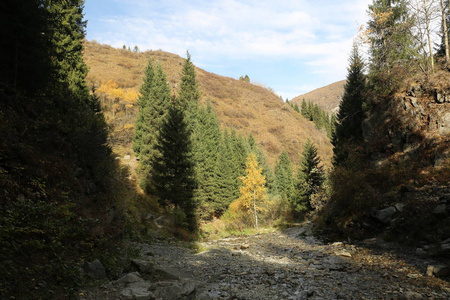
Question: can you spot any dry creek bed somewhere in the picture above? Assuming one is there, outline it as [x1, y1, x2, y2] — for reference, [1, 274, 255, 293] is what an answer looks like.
[80, 224, 450, 300]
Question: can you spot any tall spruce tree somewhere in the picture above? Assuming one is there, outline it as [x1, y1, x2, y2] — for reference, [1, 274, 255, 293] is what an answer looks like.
[333, 44, 367, 165]
[293, 140, 325, 213]
[45, 0, 90, 99]
[274, 150, 294, 200]
[150, 101, 197, 231]
[193, 102, 223, 218]
[178, 52, 200, 114]
[133, 62, 171, 191]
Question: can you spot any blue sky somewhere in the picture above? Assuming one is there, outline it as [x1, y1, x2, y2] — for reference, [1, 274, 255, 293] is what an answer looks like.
[84, 0, 372, 100]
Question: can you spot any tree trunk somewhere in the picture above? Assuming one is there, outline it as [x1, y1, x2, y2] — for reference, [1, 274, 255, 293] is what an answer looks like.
[441, 0, 450, 63]
[425, 0, 435, 72]
[252, 190, 258, 230]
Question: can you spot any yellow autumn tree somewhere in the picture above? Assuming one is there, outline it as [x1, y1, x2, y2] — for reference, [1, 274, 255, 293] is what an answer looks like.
[237, 153, 268, 229]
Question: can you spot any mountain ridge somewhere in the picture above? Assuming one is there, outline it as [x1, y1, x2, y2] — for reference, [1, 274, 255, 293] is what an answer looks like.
[291, 80, 345, 114]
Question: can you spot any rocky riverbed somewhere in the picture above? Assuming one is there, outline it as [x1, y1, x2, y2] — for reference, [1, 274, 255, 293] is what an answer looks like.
[79, 224, 450, 299]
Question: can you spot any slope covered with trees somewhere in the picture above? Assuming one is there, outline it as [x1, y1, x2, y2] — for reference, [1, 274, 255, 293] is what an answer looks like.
[83, 41, 333, 168]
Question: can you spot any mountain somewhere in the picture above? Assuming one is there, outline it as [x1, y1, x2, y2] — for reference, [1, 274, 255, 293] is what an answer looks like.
[83, 41, 333, 167]
[291, 80, 345, 114]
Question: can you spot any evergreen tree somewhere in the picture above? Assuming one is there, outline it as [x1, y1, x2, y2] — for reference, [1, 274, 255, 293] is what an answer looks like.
[192, 102, 223, 218]
[294, 103, 300, 113]
[150, 102, 197, 231]
[274, 150, 294, 200]
[178, 51, 200, 113]
[333, 44, 367, 165]
[367, 0, 416, 92]
[237, 153, 268, 229]
[301, 99, 308, 118]
[46, 0, 90, 99]
[133, 62, 171, 191]
[293, 140, 325, 213]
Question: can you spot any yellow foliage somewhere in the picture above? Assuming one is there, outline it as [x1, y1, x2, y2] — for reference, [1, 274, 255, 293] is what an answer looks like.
[95, 80, 138, 104]
[235, 153, 268, 229]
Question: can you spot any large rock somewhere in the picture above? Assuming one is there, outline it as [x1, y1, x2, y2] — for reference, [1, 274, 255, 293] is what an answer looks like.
[83, 259, 106, 279]
[374, 206, 397, 224]
[131, 259, 179, 280]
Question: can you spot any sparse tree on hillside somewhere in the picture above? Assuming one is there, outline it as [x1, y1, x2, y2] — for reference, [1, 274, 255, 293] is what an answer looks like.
[237, 153, 268, 229]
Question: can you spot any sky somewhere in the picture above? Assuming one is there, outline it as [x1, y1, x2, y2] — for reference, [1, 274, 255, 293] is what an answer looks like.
[84, 0, 373, 100]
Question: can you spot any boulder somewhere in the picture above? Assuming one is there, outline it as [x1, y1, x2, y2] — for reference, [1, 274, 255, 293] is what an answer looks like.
[83, 259, 106, 279]
[374, 206, 397, 224]
[400, 291, 424, 300]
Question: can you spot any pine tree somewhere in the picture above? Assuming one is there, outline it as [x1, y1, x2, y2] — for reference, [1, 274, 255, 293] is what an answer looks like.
[237, 153, 268, 229]
[333, 44, 367, 165]
[293, 140, 325, 213]
[150, 101, 197, 231]
[274, 150, 294, 200]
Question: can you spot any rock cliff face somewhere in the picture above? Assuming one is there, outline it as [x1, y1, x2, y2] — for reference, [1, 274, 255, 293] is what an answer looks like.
[363, 80, 450, 169]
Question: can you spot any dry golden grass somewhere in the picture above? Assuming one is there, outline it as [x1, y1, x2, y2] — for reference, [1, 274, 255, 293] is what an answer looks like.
[83, 41, 333, 168]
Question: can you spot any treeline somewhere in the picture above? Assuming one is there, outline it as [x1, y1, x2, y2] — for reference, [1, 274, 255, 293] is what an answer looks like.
[287, 99, 336, 138]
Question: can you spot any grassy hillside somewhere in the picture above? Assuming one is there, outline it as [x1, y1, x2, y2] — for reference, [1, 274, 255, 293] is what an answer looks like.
[291, 80, 345, 114]
[83, 41, 333, 168]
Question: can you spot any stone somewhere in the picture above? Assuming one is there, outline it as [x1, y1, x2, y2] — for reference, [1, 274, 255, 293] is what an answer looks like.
[83, 259, 106, 279]
[435, 89, 445, 103]
[415, 248, 426, 256]
[153, 280, 197, 300]
[115, 272, 144, 284]
[394, 203, 406, 212]
[121, 287, 154, 300]
[331, 242, 344, 247]
[334, 250, 352, 258]
[374, 206, 397, 224]
[124, 155, 131, 160]
[240, 244, 250, 250]
[400, 291, 424, 300]
[439, 113, 450, 135]
[432, 204, 447, 215]
[427, 265, 450, 277]
[132, 259, 155, 274]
